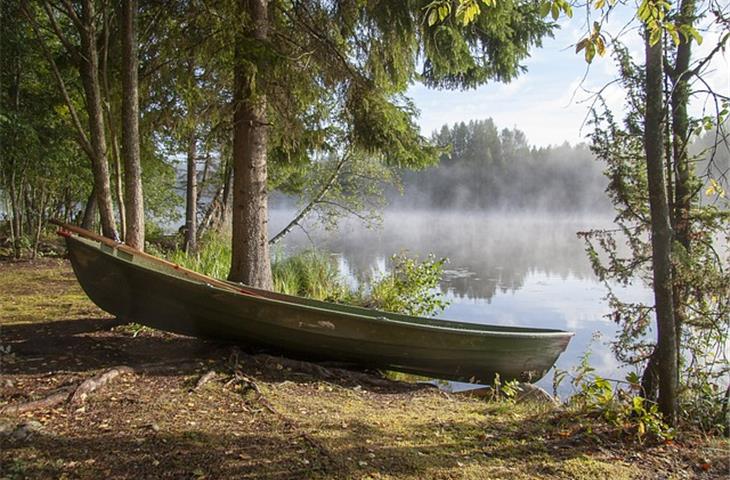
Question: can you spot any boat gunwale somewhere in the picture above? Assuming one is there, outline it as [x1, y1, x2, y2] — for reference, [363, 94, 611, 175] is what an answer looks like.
[66, 234, 576, 340]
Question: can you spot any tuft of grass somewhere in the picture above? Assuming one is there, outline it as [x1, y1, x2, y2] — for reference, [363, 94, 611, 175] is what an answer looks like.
[272, 250, 347, 301]
[165, 232, 232, 280]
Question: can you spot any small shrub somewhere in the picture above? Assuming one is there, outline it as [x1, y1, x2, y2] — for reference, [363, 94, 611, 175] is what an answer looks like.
[367, 252, 449, 317]
[490, 372, 521, 402]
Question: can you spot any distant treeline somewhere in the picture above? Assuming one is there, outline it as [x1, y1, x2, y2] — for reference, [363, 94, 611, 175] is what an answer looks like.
[395, 119, 611, 212]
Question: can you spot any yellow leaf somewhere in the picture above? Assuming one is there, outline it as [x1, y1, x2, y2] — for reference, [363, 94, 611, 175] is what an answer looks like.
[428, 9, 438, 26]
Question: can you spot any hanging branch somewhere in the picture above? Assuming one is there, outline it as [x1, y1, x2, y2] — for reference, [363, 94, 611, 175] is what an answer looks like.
[268, 151, 350, 246]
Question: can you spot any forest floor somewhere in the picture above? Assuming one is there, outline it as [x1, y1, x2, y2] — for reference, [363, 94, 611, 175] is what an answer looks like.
[0, 258, 728, 479]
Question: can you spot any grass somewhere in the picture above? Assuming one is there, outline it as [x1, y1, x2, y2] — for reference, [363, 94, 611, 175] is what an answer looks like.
[0, 258, 103, 324]
[164, 232, 232, 280]
[272, 250, 347, 301]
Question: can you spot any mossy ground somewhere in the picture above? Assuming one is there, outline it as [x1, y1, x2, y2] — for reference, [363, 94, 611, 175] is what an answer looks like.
[1, 259, 727, 479]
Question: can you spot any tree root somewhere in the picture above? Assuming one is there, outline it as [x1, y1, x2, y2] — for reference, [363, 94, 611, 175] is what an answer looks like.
[191, 370, 217, 392]
[0, 386, 76, 415]
[0, 366, 134, 414]
[225, 355, 339, 468]
[243, 351, 409, 390]
[69, 366, 134, 405]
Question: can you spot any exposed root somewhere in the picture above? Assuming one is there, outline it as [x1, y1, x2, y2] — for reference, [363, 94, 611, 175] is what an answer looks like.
[191, 370, 217, 392]
[225, 353, 339, 469]
[242, 351, 409, 390]
[223, 366, 278, 416]
[0, 385, 75, 415]
[69, 366, 134, 405]
[0, 366, 134, 414]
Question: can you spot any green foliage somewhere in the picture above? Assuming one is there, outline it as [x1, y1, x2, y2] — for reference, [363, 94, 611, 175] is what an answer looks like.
[562, 341, 674, 442]
[490, 372, 521, 402]
[573, 374, 674, 443]
[635, 0, 702, 47]
[0, 1, 93, 258]
[367, 252, 449, 317]
[420, 0, 556, 89]
[113, 322, 154, 338]
[575, 22, 607, 64]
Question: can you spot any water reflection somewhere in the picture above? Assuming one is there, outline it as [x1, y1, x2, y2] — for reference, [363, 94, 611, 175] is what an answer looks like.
[270, 210, 653, 396]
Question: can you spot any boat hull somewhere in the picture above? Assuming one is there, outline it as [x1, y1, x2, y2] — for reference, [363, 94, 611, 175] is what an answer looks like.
[64, 234, 573, 383]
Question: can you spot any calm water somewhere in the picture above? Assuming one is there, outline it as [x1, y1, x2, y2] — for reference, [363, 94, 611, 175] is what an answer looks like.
[269, 209, 653, 396]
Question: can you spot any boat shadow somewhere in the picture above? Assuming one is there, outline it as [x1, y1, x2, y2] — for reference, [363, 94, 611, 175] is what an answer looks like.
[1, 317, 427, 394]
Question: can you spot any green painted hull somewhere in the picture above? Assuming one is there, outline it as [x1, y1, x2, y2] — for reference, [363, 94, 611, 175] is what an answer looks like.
[64, 234, 573, 383]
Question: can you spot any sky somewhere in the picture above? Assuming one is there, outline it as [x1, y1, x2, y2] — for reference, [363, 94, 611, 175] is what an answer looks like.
[407, 9, 730, 148]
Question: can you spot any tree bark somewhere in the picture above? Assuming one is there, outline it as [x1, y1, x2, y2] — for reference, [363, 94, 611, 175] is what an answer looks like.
[81, 187, 97, 230]
[78, 0, 118, 240]
[9, 171, 22, 259]
[228, 0, 273, 289]
[221, 158, 234, 229]
[669, 0, 696, 359]
[185, 134, 198, 253]
[120, 0, 145, 250]
[101, 5, 126, 240]
[644, 31, 678, 425]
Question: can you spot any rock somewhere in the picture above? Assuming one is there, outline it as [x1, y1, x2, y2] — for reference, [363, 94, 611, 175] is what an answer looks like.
[10, 420, 44, 441]
[514, 383, 556, 404]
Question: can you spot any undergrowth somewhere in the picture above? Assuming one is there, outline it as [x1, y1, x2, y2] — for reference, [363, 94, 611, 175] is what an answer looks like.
[162, 231, 449, 317]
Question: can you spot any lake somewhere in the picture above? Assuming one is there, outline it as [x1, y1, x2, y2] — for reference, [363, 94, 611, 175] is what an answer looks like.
[269, 209, 654, 397]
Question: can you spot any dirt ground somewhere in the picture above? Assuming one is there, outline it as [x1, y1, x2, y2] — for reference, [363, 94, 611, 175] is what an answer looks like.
[1, 259, 728, 479]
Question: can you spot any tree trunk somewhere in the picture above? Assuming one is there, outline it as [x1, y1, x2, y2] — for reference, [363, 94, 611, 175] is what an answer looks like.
[81, 187, 97, 230]
[670, 0, 696, 359]
[32, 189, 48, 259]
[78, 0, 118, 240]
[228, 0, 273, 289]
[111, 141, 127, 238]
[185, 134, 198, 253]
[221, 158, 234, 229]
[9, 169, 22, 259]
[120, 0, 145, 250]
[100, 3, 126, 240]
[197, 153, 213, 205]
[644, 31, 678, 425]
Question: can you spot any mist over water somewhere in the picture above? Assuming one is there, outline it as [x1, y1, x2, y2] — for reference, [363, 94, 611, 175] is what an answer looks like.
[269, 209, 653, 396]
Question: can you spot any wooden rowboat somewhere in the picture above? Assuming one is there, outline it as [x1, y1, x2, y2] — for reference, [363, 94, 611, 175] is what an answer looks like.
[55, 221, 573, 383]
